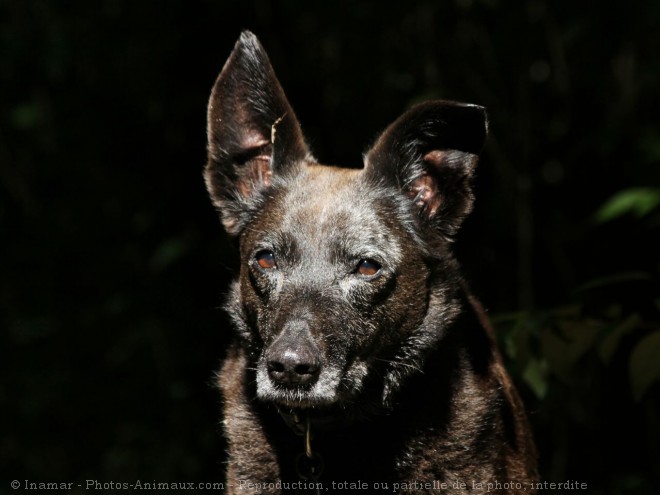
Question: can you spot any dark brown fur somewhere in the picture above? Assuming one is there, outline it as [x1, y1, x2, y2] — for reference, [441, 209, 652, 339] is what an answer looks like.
[205, 31, 538, 494]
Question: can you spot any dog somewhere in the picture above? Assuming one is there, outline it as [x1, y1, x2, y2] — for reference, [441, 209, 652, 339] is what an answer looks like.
[204, 31, 538, 494]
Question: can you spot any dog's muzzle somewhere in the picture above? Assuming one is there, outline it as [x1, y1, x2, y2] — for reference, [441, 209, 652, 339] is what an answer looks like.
[265, 320, 321, 389]
[256, 319, 346, 407]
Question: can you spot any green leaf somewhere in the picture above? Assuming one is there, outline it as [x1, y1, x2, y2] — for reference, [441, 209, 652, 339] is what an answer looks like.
[493, 313, 531, 362]
[629, 332, 660, 401]
[523, 358, 549, 399]
[594, 187, 660, 223]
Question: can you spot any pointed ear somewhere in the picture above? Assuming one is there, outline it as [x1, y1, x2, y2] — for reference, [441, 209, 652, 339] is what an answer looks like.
[205, 31, 310, 234]
[364, 101, 488, 239]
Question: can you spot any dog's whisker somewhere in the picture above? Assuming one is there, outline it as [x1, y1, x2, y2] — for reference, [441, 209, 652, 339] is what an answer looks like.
[374, 357, 424, 374]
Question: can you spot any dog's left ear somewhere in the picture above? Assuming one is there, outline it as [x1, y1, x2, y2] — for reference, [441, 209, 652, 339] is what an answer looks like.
[364, 101, 488, 239]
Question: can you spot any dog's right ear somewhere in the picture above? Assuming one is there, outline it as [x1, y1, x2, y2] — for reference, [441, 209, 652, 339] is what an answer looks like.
[205, 31, 310, 234]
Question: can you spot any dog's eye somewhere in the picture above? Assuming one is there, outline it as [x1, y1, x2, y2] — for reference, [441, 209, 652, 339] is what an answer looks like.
[356, 259, 381, 277]
[255, 250, 276, 270]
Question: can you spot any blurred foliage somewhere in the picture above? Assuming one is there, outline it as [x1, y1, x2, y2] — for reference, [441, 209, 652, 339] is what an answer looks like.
[494, 183, 660, 493]
[496, 271, 660, 403]
[595, 187, 660, 222]
[493, 263, 660, 493]
[1, 0, 659, 494]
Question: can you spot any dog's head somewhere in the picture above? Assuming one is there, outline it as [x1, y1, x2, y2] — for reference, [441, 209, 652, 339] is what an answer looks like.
[205, 31, 487, 410]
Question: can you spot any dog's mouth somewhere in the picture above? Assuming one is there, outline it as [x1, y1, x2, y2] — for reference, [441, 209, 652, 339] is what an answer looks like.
[255, 363, 342, 408]
[254, 357, 369, 409]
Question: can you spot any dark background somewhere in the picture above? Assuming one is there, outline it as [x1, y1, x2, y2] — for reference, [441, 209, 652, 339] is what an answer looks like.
[2, 1, 660, 493]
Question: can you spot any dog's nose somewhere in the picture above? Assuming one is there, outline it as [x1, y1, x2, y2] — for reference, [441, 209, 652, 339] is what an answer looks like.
[265, 323, 321, 387]
[266, 349, 320, 387]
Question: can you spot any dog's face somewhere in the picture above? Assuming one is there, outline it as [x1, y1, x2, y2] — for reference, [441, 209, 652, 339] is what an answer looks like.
[233, 165, 432, 408]
[206, 32, 487, 409]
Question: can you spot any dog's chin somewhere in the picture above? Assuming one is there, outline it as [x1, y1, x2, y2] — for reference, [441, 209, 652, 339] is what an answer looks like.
[257, 387, 337, 409]
[255, 368, 342, 409]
